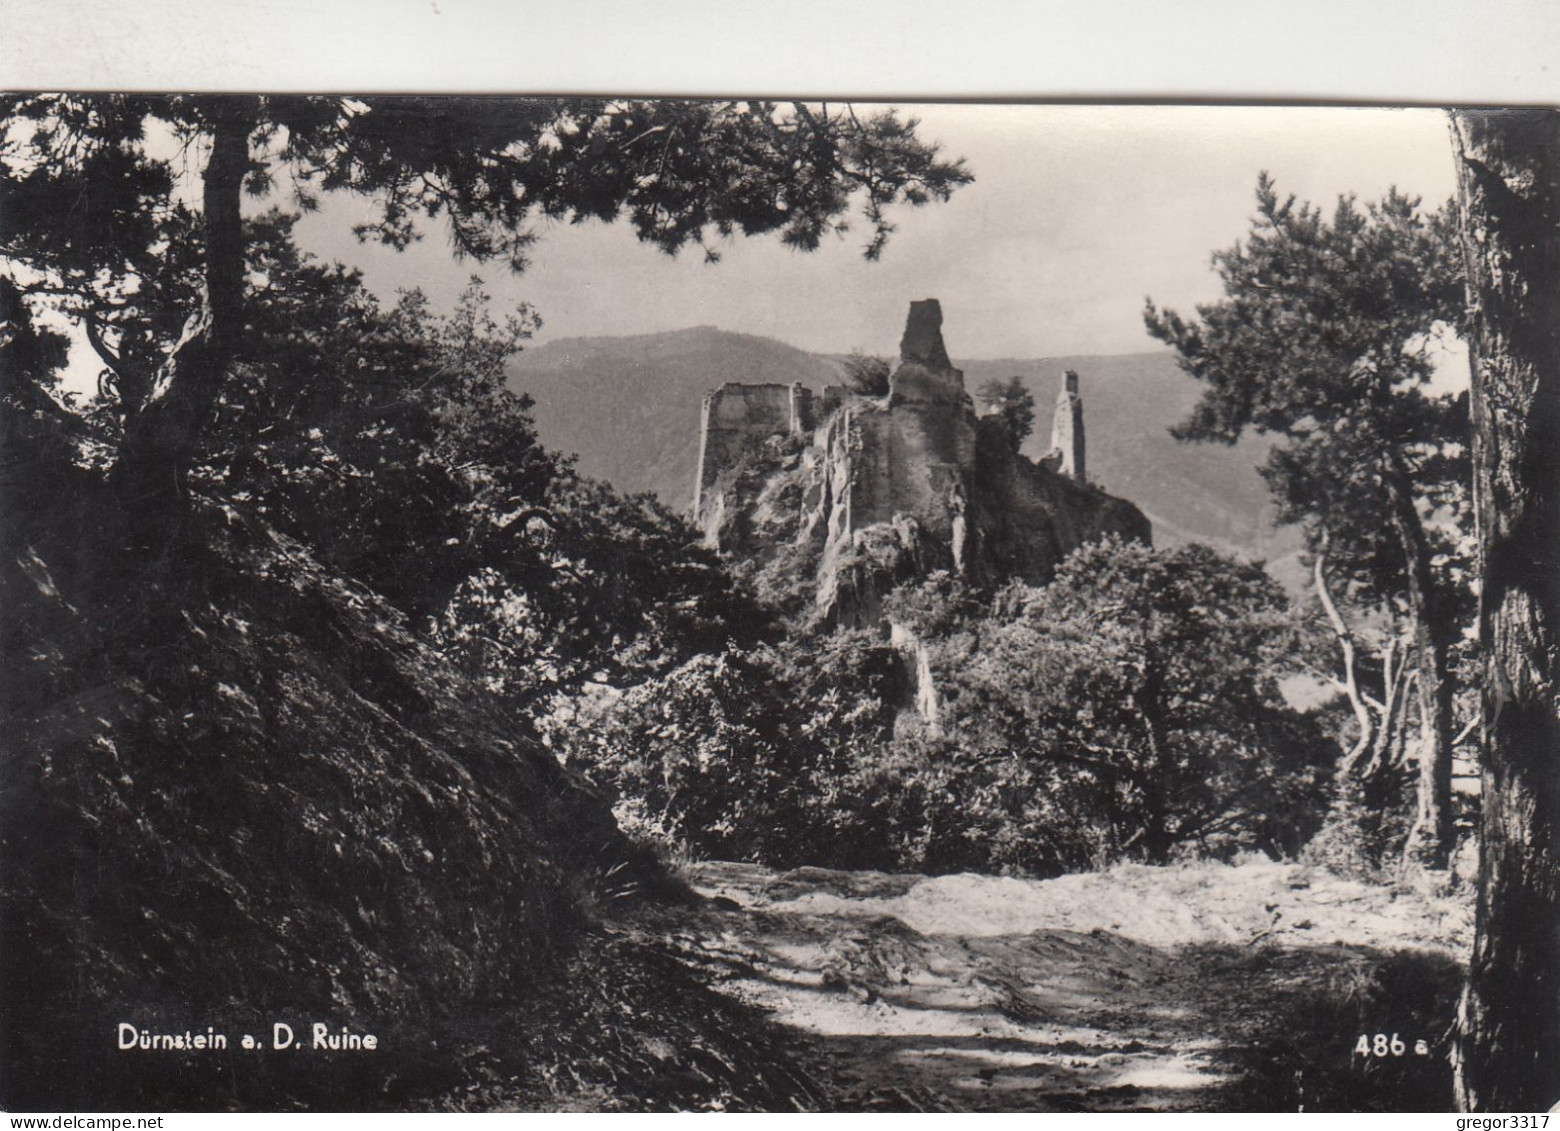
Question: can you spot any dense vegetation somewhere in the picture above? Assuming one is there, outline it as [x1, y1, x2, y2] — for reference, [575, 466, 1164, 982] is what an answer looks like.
[564, 541, 1335, 877]
[1147, 177, 1472, 868]
[0, 231, 794, 1110]
[555, 180, 1482, 886]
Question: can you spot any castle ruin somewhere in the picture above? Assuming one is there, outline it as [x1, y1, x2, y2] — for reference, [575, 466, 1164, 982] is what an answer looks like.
[692, 299, 1151, 630]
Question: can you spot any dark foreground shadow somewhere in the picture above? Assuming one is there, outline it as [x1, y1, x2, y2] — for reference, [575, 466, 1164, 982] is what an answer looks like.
[1186, 943, 1463, 1113]
[687, 900, 1466, 1113]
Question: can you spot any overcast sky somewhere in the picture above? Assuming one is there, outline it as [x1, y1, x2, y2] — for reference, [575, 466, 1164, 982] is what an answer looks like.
[293, 103, 1461, 361]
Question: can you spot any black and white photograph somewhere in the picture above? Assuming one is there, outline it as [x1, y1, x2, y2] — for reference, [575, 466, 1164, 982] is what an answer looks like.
[2, 27, 1557, 1114]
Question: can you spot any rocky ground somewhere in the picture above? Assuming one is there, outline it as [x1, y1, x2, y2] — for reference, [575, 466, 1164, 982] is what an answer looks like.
[667, 858, 1474, 1112]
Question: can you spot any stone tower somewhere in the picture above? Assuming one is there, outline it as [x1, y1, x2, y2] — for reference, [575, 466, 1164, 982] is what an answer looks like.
[1050, 369, 1086, 482]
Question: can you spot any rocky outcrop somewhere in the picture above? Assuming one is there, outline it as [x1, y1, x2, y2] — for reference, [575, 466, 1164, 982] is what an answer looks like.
[694, 300, 1151, 630]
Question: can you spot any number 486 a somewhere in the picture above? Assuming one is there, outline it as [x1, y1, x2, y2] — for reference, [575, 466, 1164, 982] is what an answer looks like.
[1355, 1033, 1430, 1057]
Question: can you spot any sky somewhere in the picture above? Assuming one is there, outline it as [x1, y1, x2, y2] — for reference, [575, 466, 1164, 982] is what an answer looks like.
[291, 103, 1463, 362]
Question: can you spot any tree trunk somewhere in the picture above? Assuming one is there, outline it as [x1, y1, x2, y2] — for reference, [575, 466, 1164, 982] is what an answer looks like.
[1132, 659, 1176, 864]
[107, 98, 254, 548]
[1448, 107, 1560, 1114]
[1384, 463, 1456, 868]
[1314, 544, 1376, 775]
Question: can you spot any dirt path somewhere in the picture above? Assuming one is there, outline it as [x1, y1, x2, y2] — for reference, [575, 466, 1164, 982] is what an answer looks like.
[676, 859, 1473, 1112]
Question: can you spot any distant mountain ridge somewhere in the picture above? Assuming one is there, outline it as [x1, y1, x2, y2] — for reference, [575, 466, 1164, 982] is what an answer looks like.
[507, 326, 840, 514]
[506, 326, 1300, 562]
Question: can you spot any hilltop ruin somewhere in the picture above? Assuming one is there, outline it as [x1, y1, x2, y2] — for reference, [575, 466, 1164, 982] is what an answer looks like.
[692, 299, 1151, 630]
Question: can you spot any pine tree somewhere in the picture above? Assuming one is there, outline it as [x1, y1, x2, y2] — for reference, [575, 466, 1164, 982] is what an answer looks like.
[1145, 175, 1469, 867]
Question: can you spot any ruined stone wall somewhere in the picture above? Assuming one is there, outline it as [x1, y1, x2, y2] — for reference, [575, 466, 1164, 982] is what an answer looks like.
[790, 383, 816, 434]
[693, 382, 812, 531]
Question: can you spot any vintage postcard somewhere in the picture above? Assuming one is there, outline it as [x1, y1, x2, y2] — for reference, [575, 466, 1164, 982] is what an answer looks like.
[2, 93, 1556, 1114]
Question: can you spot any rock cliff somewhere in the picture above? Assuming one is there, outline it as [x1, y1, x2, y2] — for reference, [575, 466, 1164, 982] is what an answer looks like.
[693, 300, 1152, 631]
